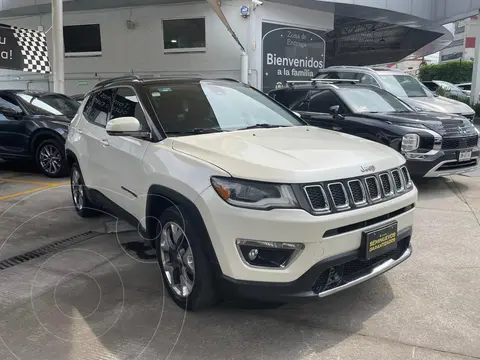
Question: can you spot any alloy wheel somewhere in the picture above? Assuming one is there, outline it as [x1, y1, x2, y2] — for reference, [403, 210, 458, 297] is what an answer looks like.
[159, 221, 195, 298]
[39, 144, 62, 175]
[71, 167, 84, 211]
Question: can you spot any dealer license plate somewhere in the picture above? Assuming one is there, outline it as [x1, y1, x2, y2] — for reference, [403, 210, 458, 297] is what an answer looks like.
[362, 222, 398, 260]
[459, 150, 472, 162]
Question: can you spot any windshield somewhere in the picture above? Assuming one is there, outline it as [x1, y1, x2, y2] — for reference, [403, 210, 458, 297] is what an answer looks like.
[147, 81, 304, 135]
[336, 87, 413, 113]
[379, 74, 430, 98]
[17, 93, 80, 118]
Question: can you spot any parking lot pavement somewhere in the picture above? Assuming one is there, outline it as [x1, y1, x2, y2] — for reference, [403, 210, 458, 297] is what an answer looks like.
[1, 170, 480, 359]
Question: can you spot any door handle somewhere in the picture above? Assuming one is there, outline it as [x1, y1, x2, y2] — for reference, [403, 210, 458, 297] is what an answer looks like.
[100, 138, 109, 146]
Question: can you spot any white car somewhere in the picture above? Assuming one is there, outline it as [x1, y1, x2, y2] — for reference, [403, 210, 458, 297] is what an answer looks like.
[65, 76, 417, 310]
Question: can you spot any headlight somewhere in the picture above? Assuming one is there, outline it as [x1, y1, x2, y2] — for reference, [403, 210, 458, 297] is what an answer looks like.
[396, 123, 427, 130]
[211, 177, 299, 210]
[401, 133, 420, 152]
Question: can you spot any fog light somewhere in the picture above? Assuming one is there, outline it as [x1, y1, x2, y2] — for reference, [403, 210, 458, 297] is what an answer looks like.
[236, 239, 304, 269]
[248, 248, 259, 261]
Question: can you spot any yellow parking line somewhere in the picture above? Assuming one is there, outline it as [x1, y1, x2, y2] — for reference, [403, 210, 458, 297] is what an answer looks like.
[0, 182, 68, 201]
[0, 178, 68, 186]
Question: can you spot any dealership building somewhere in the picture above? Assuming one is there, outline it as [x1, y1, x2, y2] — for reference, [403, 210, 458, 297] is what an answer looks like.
[0, 0, 478, 94]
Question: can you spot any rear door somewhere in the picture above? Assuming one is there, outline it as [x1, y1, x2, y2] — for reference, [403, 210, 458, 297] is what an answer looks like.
[76, 89, 115, 189]
[0, 92, 29, 158]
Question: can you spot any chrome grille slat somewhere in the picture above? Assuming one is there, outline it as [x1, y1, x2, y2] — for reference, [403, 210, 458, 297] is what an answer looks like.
[365, 176, 381, 201]
[304, 185, 330, 213]
[328, 182, 350, 210]
[401, 166, 412, 189]
[391, 169, 404, 192]
[348, 180, 367, 206]
[379, 173, 394, 197]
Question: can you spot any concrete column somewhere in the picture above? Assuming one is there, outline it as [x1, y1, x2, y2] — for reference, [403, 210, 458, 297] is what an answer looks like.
[52, 0, 65, 94]
[470, 13, 480, 105]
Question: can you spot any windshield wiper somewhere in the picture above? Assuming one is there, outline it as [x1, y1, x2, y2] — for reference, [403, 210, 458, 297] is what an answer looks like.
[165, 127, 223, 135]
[237, 124, 287, 130]
[392, 110, 413, 113]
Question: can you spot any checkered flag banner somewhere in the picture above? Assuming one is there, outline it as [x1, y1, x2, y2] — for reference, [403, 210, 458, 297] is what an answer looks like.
[0, 24, 50, 74]
[12, 26, 51, 74]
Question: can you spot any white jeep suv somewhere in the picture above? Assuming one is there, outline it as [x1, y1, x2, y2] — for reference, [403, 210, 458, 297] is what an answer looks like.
[66, 76, 417, 310]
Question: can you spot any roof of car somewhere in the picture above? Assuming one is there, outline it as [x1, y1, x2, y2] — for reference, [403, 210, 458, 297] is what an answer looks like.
[5, 89, 64, 96]
[270, 83, 373, 92]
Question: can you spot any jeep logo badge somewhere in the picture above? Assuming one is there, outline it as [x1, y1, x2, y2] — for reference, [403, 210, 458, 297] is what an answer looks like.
[361, 165, 376, 173]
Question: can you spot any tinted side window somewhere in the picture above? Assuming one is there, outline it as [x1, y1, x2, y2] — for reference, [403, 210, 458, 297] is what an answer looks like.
[272, 90, 308, 108]
[0, 94, 22, 111]
[423, 82, 438, 92]
[358, 74, 380, 87]
[110, 87, 148, 129]
[83, 89, 114, 127]
[309, 90, 343, 113]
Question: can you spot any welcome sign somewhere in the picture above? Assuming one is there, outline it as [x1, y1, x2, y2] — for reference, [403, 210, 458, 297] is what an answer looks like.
[262, 22, 326, 92]
[0, 24, 50, 74]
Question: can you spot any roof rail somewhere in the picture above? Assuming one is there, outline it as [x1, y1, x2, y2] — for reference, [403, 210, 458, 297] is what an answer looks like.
[284, 78, 358, 87]
[95, 75, 142, 88]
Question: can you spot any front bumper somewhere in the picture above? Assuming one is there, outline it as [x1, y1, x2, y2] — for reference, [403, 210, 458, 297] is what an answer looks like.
[220, 228, 412, 302]
[405, 148, 479, 178]
[196, 185, 417, 284]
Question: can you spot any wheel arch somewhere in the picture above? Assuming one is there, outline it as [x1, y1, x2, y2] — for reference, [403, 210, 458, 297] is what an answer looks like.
[65, 148, 78, 168]
[146, 184, 221, 272]
[29, 129, 65, 154]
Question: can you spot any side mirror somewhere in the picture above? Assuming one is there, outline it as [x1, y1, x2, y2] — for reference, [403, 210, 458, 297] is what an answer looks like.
[329, 105, 341, 116]
[106, 117, 151, 139]
[0, 107, 21, 117]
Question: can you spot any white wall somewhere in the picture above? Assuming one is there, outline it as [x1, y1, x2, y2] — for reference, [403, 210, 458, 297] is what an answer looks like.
[0, 0, 333, 94]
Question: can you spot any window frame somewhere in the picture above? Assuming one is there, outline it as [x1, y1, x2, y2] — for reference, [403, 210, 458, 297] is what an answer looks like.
[108, 85, 153, 138]
[82, 89, 116, 129]
[162, 17, 206, 54]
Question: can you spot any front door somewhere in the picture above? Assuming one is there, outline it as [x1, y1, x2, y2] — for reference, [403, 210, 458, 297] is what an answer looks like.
[100, 86, 151, 223]
[0, 94, 29, 159]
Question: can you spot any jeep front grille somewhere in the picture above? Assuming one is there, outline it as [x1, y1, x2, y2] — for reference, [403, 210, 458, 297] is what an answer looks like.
[347, 180, 366, 206]
[303, 166, 413, 214]
[304, 185, 329, 213]
[365, 177, 380, 201]
[328, 183, 349, 209]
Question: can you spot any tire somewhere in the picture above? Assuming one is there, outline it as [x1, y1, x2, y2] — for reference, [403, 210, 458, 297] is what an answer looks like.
[35, 138, 68, 177]
[70, 163, 101, 218]
[155, 206, 217, 311]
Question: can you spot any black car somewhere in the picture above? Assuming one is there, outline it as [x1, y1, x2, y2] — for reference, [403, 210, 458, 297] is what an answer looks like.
[0, 90, 80, 177]
[268, 81, 479, 179]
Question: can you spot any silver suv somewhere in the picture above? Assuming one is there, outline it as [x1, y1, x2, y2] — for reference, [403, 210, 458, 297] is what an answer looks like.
[315, 66, 475, 122]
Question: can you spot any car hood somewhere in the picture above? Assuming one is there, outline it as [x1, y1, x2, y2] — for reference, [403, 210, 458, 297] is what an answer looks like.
[360, 111, 473, 129]
[402, 96, 474, 115]
[171, 126, 406, 183]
